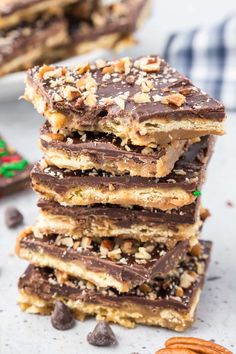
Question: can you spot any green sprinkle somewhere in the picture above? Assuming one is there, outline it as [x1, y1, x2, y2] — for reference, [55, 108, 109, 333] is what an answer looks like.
[3, 170, 14, 178]
[0, 139, 7, 148]
[0, 139, 8, 157]
[193, 190, 202, 197]
[0, 159, 28, 178]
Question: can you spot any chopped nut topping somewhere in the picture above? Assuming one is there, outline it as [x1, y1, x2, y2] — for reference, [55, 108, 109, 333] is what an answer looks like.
[102, 66, 114, 74]
[152, 94, 162, 102]
[161, 93, 186, 107]
[81, 237, 92, 248]
[120, 240, 137, 254]
[141, 80, 154, 93]
[80, 133, 87, 142]
[179, 87, 195, 95]
[95, 59, 106, 69]
[175, 286, 184, 297]
[180, 270, 198, 288]
[114, 96, 125, 110]
[174, 169, 187, 176]
[134, 56, 161, 73]
[140, 283, 152, 293]
[133, 92, 151, 104]
[53, 93, 63, 102]
[38, 65, 55, 79]
[84, 93, 97, 107]
[108, 248, 122, 260]
[190, 243, 202, 257]
[135, 247, 152, 260]
[100, 239, 114, 255]
[197, 261, 205, 275]
[42, 133, 64, 142]
[108, 183, 115, 191]
[55, 236, 73, 248]
[144, 243, 155, 253]
[77, 63, 90, 75]
[55, 269, 68, 285]
[63, 86, 81, 101]
[73, 240, 81, 250]
[141, 146, 154, 155]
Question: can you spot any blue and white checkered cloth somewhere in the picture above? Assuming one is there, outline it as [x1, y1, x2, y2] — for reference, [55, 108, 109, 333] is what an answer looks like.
[164, 16, 236, 111]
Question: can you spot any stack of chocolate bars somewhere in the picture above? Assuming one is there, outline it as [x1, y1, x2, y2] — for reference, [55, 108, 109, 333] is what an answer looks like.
[0, 0, 150, 77]
[16, 55, 226, 332]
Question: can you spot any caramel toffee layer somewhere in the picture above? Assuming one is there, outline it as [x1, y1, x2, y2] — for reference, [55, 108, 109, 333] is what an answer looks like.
[17, 227, 191, 291]
[31, 136, 214, 209]
[0, 15, 67, 76]
[70, 0, 150, 44]
[25, 55, 225, 145]
[18, 241, 212, 330]
[40, 124, 188, 178]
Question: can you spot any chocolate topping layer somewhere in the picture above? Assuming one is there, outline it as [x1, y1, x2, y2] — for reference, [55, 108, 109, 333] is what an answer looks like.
[18, 232, 190, 285]
[27, 56, 225, 125]
[18, 240, 212, 311]
[32, 136, 214, 194]
[38, 199, 200, 226]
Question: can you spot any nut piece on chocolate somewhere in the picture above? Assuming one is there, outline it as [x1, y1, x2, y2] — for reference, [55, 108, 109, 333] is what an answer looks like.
[0, 135, 32, 197]
[5, 206, 23, 228]
[51, 300, 74, 330]
[87, 321, 117, 347]
[25, 56, 225, 146]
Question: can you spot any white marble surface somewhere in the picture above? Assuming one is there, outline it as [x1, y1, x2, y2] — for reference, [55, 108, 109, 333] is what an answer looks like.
[1, 1, 236, 353]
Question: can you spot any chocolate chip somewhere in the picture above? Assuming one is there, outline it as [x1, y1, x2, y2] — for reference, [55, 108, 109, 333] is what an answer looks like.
[87, 321, 117, 347]
[5, 207, 23, 228]
[51, 301, 74, 330]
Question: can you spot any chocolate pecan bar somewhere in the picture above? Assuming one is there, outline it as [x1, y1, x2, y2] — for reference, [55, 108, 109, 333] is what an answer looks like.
[18, 240, 212, 331]
[34, 200, 204, 247]
[40, 123, 188, 178]
[31, 136, 214, 211]
[24, 56, 225, 146]
[16, 227, 191, 292]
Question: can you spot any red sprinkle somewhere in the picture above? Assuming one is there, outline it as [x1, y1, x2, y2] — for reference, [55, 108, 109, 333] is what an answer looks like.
[1, 155, 21, 163]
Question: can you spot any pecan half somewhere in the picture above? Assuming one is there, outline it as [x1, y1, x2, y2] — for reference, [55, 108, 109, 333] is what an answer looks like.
[161, 337, 233, 354]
